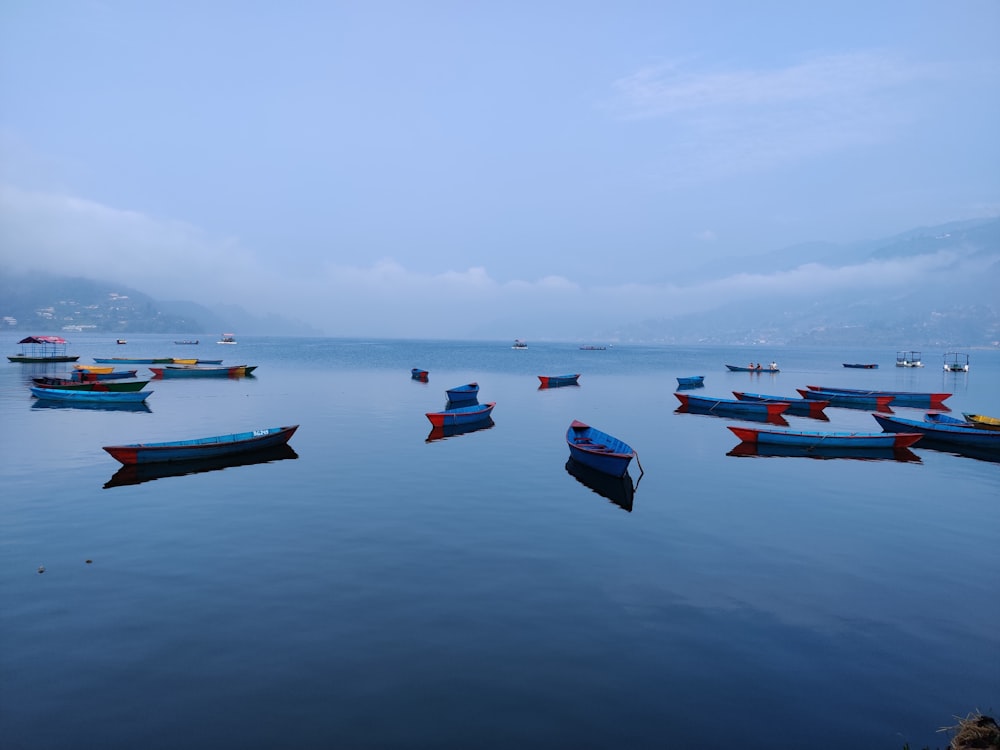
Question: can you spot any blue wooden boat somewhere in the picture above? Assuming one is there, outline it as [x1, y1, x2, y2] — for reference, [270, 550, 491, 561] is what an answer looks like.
[174, 340, 200, 345]
[538, 374, 580, 388]
[728, 425, 922, 449]
[725, 364, 779, 372]
[732, 391, 829, 418]
[74, 369, 139, 381]
[150, 364, 256, 378]
[566, 421, 636, 478]
[105, 444, 297, 488]
[676, 375, 704, 387]
[445, 382, 479, 403]
[426, 402, 495, 427]
[411, 368, 429, 381]
[842, 363, 878, 369]
[565, 458, 635, 512]
[103, 425, 299, 465]
[798, 388, 894, 411]
[30, 387, 152, 404]
[675, 392, 789, 417]
[873, 414, 1000, 453]
[805, 385, 950, 409]
[32, 377, 149, 392]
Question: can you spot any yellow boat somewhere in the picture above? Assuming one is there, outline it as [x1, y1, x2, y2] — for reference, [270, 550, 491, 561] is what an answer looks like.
[74, 364, 114, 374]
[963, 413, 1000, 431]
[172, 358, 198, 365]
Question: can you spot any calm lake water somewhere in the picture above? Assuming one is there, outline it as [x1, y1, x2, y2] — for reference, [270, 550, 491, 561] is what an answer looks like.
[2, 334, 998, 749]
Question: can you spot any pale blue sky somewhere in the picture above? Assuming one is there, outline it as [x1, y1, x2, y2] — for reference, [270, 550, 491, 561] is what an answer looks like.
[2, 1, 998, 337]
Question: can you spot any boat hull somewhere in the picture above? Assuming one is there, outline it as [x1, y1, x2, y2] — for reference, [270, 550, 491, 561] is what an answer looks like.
[411, 369, 429, 381]
[445, 383, 480, 403]
[103, 425, 299, 465]
[93, 358, 174, 364]
[728, 425, 922, 449]
[426, 402, 495, 427]
[842, 363, 878, 369]
[873, 414, 1000, 452]
[30, 387, 152, 403]
[150, 365, 255, 378]
[32, 377, 149, 392]
[963, 413, 1000, 431]
[75, 369, 139, 381]
[798, 389, 894, 410]
[725, 364, 779, 372]
[539, 374, 580, 388]
[675, 393, 788, 417]
[805, 385, 949, 408]
[733, 391, 828, 417]
[676, 376, 705, 387]
[8, 355, 80, 363]
[566, 420, 635, 478]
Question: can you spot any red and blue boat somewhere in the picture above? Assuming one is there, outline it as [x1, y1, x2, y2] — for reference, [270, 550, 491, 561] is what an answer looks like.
[675, 392, 789, 417]
[150, 364, 256, 378]
[805, 385, 950, 409]
[74, 369, 140, 381]
[732, 391, 829, 417]
[728, 425, 922, 449]
[566, 420, 636, 478]
[538, 374, 580, 388]
[411, 368, 429, 381]
[103, 425, 299, 465]
[32, 377, 149, 392]
[426, 402, 495, 427]
[797, 388, 894, 411]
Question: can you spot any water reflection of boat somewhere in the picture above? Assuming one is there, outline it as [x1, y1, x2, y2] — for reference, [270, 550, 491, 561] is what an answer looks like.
[104, 444, 298, 488]
[31, 399, 152, 413]
[727, 443, 921, 462]
[426, 417, 495, 442]
[565, 458, 636, 512]
[675, 404, 789, 426]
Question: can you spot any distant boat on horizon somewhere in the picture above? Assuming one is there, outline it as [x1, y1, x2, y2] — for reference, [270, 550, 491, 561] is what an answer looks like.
[217, 333, 237, 344]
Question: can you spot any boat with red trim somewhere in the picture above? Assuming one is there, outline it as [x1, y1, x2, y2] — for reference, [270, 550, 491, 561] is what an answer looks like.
[728, 425, 922, 449]
[804, 385, 949, 408]
[566, 420, 636, 478]
[103, 425, 299, 465]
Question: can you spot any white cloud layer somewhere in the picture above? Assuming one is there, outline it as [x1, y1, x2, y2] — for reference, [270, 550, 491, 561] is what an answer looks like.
[2, 185, 988, 339]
